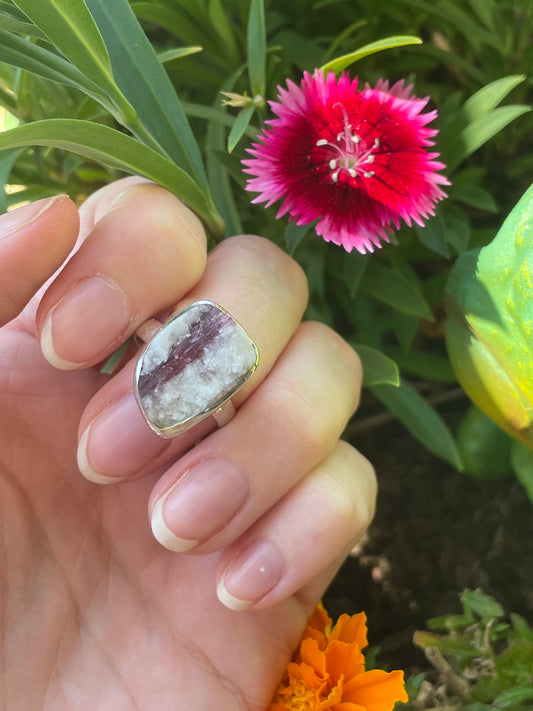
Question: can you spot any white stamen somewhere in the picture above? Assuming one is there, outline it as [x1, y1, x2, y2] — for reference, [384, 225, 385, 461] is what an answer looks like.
[315, 106, 381, 185]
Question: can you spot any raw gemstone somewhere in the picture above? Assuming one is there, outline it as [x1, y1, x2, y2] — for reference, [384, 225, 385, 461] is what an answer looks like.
[134, 301, 259, 437]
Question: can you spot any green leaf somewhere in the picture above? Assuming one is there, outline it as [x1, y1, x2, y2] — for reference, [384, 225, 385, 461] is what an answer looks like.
[353, 344, 399, 387]
[447, 105, 531, 172]
[208, 0, 239, 66]
[493, 687, 533, 708]
[449, 182, 498, 212]
[206, 104, 243, 236]
[360, 261, 434, 321]
[371, 378, 463, 469]
[0, 119, 223, 237]
[0, 29, 106, 100]
[12, 0, 113, 86]
[510, 441, 533, 504]
[320, 35, 422, 74]
[0, 1, 47, 37]
[444, 217, 470, 255]
[0, 147, 23, 213]
[343, 250, 369, 298]
[462, 75, 526, 124]
[284, 221, 312, 255]
[247, 0, 266, 97]
[415, 213, 449, 257]
[511, 614, 533, 642]
[85, 0, 208, 187]
[227, 104, 256, 153]
[158, 46, 203, 64]
[385, 348, 457, 383]
[460, 589, 504, 619]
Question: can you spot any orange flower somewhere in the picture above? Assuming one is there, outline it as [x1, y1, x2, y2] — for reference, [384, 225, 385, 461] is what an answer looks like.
[268, 603, 408, 711]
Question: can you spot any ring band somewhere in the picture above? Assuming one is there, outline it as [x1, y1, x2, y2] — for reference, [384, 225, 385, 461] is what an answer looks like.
[133, 300, 259, 438]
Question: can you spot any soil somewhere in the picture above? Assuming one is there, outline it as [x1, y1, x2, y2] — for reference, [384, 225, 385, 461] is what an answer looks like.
[324, 391, 533, 674]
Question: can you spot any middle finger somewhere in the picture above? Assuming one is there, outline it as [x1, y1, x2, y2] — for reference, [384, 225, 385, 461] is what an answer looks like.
[77, 234, 308, 483]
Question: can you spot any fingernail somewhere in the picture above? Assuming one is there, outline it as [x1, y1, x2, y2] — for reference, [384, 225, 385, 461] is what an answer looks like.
[0, 195, 66, 240]
[41, 275, 130, 368]
[151, 459, 249, 552]
[77, 394, 168, 483]
[217, 541, 284, 611]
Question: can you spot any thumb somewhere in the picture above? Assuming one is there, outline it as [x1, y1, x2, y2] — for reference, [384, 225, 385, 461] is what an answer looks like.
[0, 195, 79, 326]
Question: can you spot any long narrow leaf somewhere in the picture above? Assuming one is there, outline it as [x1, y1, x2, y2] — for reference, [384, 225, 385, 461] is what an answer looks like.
[0, 30, 106, 100]
[320, 36, 422, 74]
[0, 119, 223, 236]
[86, 0, 208, 188]
[12, 0, 111, 83]
[462, 75, 526, 123]
[0, 148, 23, 213]
[247, 0, 266, 97]
[0, 1, 47, 38]
[209, 0, 239, 67]
[372, 379, 463, 469]
[447, 105, 531, 171]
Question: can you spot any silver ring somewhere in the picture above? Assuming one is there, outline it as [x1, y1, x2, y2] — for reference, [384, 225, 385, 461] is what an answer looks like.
[133, 300, 259, 438]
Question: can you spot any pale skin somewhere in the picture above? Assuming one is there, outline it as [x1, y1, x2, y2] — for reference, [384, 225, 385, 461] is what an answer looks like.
[0, 177, 376, 711]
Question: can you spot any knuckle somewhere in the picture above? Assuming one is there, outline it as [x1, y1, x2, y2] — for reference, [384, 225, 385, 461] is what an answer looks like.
[262, 377, 333, 458]
[298, 322, 363, 414]
[222, 235, 309, 305]
[329, 442, 377, 529]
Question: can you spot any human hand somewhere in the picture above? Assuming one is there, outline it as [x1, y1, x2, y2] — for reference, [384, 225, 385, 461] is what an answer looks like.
[0, 178, 376, 711]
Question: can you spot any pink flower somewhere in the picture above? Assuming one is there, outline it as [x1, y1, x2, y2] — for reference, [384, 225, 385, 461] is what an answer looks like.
[243, 70, 449, 253]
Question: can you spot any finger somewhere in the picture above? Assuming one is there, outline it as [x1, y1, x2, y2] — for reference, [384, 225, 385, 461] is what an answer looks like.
[148, 321, 362, 553]
[215, 441, 376, 611]
[35, 183, 207, 369]
[0, 196, 79, 326]
[76, 234, 308, 483]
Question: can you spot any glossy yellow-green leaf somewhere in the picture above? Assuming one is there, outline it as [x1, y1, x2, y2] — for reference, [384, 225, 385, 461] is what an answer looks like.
[446, 183, 533, 448]
[320, 36, 422, 74]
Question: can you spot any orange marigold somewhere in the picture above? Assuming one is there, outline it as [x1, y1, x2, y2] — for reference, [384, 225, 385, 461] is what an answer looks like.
[268, 603, 408, 711]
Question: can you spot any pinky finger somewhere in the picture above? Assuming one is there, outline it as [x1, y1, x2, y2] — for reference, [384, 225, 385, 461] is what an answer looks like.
[215, 441, 377, 611]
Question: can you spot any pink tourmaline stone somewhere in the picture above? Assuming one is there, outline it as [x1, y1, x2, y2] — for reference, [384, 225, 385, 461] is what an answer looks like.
[134, 301, 259, 437]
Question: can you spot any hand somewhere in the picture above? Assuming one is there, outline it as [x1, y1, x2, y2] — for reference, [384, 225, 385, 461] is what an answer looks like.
[0, 178, 376, 711]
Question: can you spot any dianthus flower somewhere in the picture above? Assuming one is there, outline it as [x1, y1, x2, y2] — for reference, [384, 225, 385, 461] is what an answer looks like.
[243, 69, 448, 253]
[267, 602, 408, 711]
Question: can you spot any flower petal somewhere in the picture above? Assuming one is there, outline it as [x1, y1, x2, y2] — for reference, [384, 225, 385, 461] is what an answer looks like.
[342, 669, 409, 711]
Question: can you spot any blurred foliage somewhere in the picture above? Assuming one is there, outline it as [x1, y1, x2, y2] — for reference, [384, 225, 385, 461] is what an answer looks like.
[400, 589, 533, 709]
[0, 0, 532, 484]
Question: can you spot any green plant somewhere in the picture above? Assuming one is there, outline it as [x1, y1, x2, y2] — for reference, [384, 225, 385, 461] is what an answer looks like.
[402, 589, 533, 709]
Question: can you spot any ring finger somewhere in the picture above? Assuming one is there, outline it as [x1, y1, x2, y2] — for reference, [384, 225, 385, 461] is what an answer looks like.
[76, 233, 309, 483]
